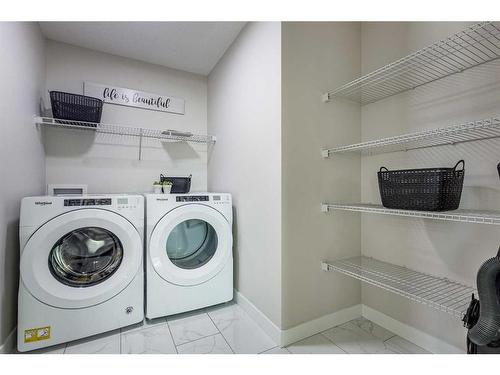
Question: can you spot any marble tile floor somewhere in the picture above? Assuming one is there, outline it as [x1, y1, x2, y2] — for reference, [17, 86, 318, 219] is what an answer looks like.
[23, 303, 428, 354]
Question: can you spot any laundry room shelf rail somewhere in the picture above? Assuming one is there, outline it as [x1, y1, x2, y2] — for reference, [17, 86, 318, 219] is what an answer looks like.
[35, 117, 216, 144]
[322, 22, 500, 105]
[321, 203, 500, 225]
[321, 117, 500, 157]
[321, 256, 475, 319]
[35, 116, 216, 160]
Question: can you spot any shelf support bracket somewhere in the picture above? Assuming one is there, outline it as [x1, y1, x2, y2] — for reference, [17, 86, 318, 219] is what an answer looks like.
[138, 129, 143, 161]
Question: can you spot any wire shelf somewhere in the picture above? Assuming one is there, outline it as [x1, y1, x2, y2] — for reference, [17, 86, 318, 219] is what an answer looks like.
[321, 203, 500, 225]
[322, 117, 500, 157]
[322, 256, 476, 319]
[34, 117, 217, 144]
[323, 22, 500, 105]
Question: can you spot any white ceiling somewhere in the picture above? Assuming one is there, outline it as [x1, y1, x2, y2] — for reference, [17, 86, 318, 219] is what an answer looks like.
[39, 22, 246, 75]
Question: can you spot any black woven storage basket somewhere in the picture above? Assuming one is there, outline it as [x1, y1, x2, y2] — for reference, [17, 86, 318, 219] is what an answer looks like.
[378, 160, 465, 211]
[160, 174, 192, 194]
[50, 91, 103, 125]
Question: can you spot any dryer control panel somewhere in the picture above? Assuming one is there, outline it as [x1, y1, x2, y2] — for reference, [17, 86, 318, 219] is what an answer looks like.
[176, 195, 209, 202]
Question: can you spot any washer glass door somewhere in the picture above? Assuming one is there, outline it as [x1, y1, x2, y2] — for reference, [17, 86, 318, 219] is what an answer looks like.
[49, 227, 123, 287]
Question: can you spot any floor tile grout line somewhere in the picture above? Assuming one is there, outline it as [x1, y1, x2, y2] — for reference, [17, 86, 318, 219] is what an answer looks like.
[383, 334, 398, 342]
[171, 332, 219, 346]
[258, 346, 292, 354]
[164, 319, 179, 354]
[318, 331, 349, 354]
[382, 335, 428, 353]
[257, 346, 279, 354]
[206, 311, 235, 354]
[351, 318, 398, 343]
[319, 319, 404, 353]
[318, 320, 426, 354]
[175, 332, 222, 350]
[286, 327, 347, 354]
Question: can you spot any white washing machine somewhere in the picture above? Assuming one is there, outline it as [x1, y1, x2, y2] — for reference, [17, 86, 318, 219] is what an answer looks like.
[145, 193, 233, 319]
[18, 195, 144, 352]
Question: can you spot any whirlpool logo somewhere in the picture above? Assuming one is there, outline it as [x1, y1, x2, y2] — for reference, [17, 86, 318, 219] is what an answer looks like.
[35, 201, 52, 206]
[156, 198, 169, 201]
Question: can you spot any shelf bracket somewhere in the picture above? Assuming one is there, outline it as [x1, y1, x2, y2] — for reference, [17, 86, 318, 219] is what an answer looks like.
[321, 149, 330, 158]
[321, 204, 329, 213]
[138, 129, 143, 161]
[321, 93, 330, 103]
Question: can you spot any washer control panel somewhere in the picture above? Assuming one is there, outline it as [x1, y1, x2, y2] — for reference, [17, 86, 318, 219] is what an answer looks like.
[63, 197, 140, 210]
[64, 198, 111, 206]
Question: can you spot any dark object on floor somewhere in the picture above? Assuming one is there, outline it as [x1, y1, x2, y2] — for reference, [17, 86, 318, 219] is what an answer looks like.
[468, 251, 500, 346]
[160, 174, 192, 194]
[464, 247, 500, 354]
[463, 293, 480, 354]
[50, 91, 103, 125]
[377, 160, 464, 211]
[464, 162, 500, 354]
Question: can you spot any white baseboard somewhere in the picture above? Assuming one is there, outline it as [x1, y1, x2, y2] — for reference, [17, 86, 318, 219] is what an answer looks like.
[281, 304, 362, 347]
[361, 305, 463, 354]
[233, 289, 281, 346]
[0, 328, 16, 354]
[234, 291, 461, 353]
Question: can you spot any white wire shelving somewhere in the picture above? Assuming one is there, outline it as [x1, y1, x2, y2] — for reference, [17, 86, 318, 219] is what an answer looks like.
[35, 116, 216, 160]
[321, 203, 500, 226]
[322, 117, 500, 157]
[322, 22, 500, 105]
[321, 256, 476, 319]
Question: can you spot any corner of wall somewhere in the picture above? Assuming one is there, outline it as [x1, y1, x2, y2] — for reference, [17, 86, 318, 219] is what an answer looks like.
[207, 22, 283, 330]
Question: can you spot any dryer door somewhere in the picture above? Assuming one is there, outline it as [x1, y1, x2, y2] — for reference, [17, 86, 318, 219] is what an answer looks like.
[149, 204, 232, 286]
[20, 209, 142, 309]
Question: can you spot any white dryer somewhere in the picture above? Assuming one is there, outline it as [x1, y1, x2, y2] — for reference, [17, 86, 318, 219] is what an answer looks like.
[18, 195, 144, 352]
[145, 193, 233, 319]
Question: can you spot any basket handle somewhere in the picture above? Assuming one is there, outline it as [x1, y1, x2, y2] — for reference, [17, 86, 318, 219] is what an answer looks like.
[379, 167, 389, 172]
[453, 160, 465, 171]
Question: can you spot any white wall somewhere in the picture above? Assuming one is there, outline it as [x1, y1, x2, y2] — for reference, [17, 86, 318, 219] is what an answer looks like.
[0, 22, 46, 350]
[44, 41, 208, 194]
[281, 22, 362, 330]
[208, 23, 282, 327]
[360, 22, 500, 350]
